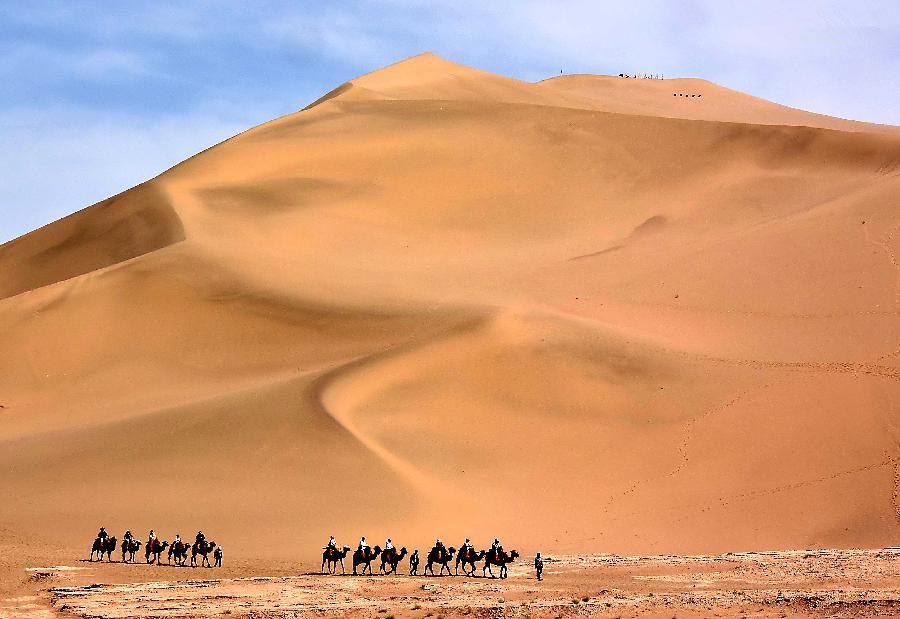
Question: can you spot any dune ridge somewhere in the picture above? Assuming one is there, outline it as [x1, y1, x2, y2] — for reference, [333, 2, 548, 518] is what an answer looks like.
[1, 53, 899, 569]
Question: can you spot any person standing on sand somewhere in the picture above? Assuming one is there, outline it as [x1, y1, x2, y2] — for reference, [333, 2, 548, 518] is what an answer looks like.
[214, 546, 223, 567]
[409, 549, 419, 575]
[534, 552, 544, 581]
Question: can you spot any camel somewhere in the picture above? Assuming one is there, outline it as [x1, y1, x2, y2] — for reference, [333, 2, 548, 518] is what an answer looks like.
[191, 540, 217, 567]
[424, 546, 456, 576]
[145, 539, 169, 564]
[380, 546, 408, 575]
[168, 540, 190, 566]
[352, 545, 382, 576]
[121, 539, 142, 563]
[321, 545, 351, 574]
[455, 547, 486, 576]
[90, 536, 117, 562]
[483, 548, 519, 579]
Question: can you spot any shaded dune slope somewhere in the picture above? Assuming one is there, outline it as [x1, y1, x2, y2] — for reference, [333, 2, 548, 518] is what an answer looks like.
[1, 53, 899, 561]
[0, 181, 183, 299]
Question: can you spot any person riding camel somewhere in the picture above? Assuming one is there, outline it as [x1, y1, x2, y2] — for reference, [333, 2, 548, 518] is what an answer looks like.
[385, 538, 394, 552]
[196, 531, 206, 547]
[173, 534, 181, 546]
[491, 538, 502, 559]
[326, 535, 337, 550]
[123, 530, 134, 544]
[461, 538, 473, 555]
[97, 527, 108, 543]
[148, 529, 157, 550]
[432, 538, 446, 559]
[358, 536, 369, 554]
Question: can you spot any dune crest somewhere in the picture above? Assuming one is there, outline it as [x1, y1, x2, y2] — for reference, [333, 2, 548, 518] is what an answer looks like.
[1, 54, 899, 566]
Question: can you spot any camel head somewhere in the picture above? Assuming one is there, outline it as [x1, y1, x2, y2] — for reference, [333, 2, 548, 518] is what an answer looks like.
[161, 541, 170, 549]
[448, 546, 457, 558]
[373, 545, 382, 556]
[399, 546, 408, 557]
[342, 545, 351, 552]
[208, 541, 217, 549]
[509, 550, 519, 560]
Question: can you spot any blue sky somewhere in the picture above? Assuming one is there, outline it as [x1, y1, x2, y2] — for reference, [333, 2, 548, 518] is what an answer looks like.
[1, 1, 898, 243]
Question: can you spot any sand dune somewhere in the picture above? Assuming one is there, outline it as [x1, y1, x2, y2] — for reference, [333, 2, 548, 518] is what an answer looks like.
[1, 53, 899, 573]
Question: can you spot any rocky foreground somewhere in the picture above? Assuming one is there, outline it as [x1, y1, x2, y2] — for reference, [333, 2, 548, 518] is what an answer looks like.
[4, 549, 900, 619]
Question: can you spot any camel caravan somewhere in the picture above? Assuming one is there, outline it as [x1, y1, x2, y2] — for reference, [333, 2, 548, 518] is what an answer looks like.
[89, 527, 222, 568]
[322, 536, 520, 579]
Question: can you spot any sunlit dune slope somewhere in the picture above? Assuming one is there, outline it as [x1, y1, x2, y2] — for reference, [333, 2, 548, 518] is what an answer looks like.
[1, 53, 899, 563]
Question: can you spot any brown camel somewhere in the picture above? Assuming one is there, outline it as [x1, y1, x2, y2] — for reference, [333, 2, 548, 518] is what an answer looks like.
[121, 538, 142, 563]
[380, 546, 408, 575]
[483, 548, 519, 579]
[321, 545, 351, 574]
[352, 545, 382, 575]
[145, 539, 169, 564]
[455, 547, 486, 576]
[191, 540, 217, 567]
[168, 540, 190, 566]
[424, 546, 456, 576]
[90, 536, 117, 562]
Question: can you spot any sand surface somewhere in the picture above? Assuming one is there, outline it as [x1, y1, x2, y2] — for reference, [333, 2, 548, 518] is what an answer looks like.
[5, 549, 900, 619]
[1, 53, 900, 608]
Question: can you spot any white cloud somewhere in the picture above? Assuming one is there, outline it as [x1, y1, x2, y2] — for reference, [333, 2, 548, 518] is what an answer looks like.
[0, 43, 158, 81]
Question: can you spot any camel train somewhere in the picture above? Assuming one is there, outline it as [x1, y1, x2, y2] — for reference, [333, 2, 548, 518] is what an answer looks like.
[89, 528, 220, 568]
[321, 537, 518, 579]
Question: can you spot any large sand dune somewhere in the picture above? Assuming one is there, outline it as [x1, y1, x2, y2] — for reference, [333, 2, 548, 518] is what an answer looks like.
[1, 53, 899, 571]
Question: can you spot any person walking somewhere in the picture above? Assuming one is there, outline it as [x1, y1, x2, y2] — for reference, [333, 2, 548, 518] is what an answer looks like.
[214, 546, 223, 567]
[534, 552, 544, 581]
[409, 549, 420, 575]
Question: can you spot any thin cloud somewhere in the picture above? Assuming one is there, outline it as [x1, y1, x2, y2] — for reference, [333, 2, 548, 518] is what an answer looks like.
[1, 0, 898, 243]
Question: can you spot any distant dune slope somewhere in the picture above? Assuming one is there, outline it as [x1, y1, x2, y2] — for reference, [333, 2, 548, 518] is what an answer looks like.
[0, 181, 183, 299]
[1, 53, 899, 564]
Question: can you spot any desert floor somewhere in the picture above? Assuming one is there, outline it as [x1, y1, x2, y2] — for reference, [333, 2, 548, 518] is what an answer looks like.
[4, 549, 900, 619]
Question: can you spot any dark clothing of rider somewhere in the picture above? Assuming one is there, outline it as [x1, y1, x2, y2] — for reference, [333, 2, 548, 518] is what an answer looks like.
[97, 528, 108, 540]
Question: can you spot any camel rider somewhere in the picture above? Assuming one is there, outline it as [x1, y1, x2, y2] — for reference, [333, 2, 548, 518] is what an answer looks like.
[173, 534, 181, 547]
[491, 538, 502, 557]
[148, 529, 157, 549]
[433, 538, 446, 556]
[196, 531, 206, 546]
[358, 537, 369, 553]
[326, 535, 337, 550]
[385, 538, 394, 552]
[461, 538, 473, 553]
[123, 530, 134, 544]
[97, 527, 108, 542]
